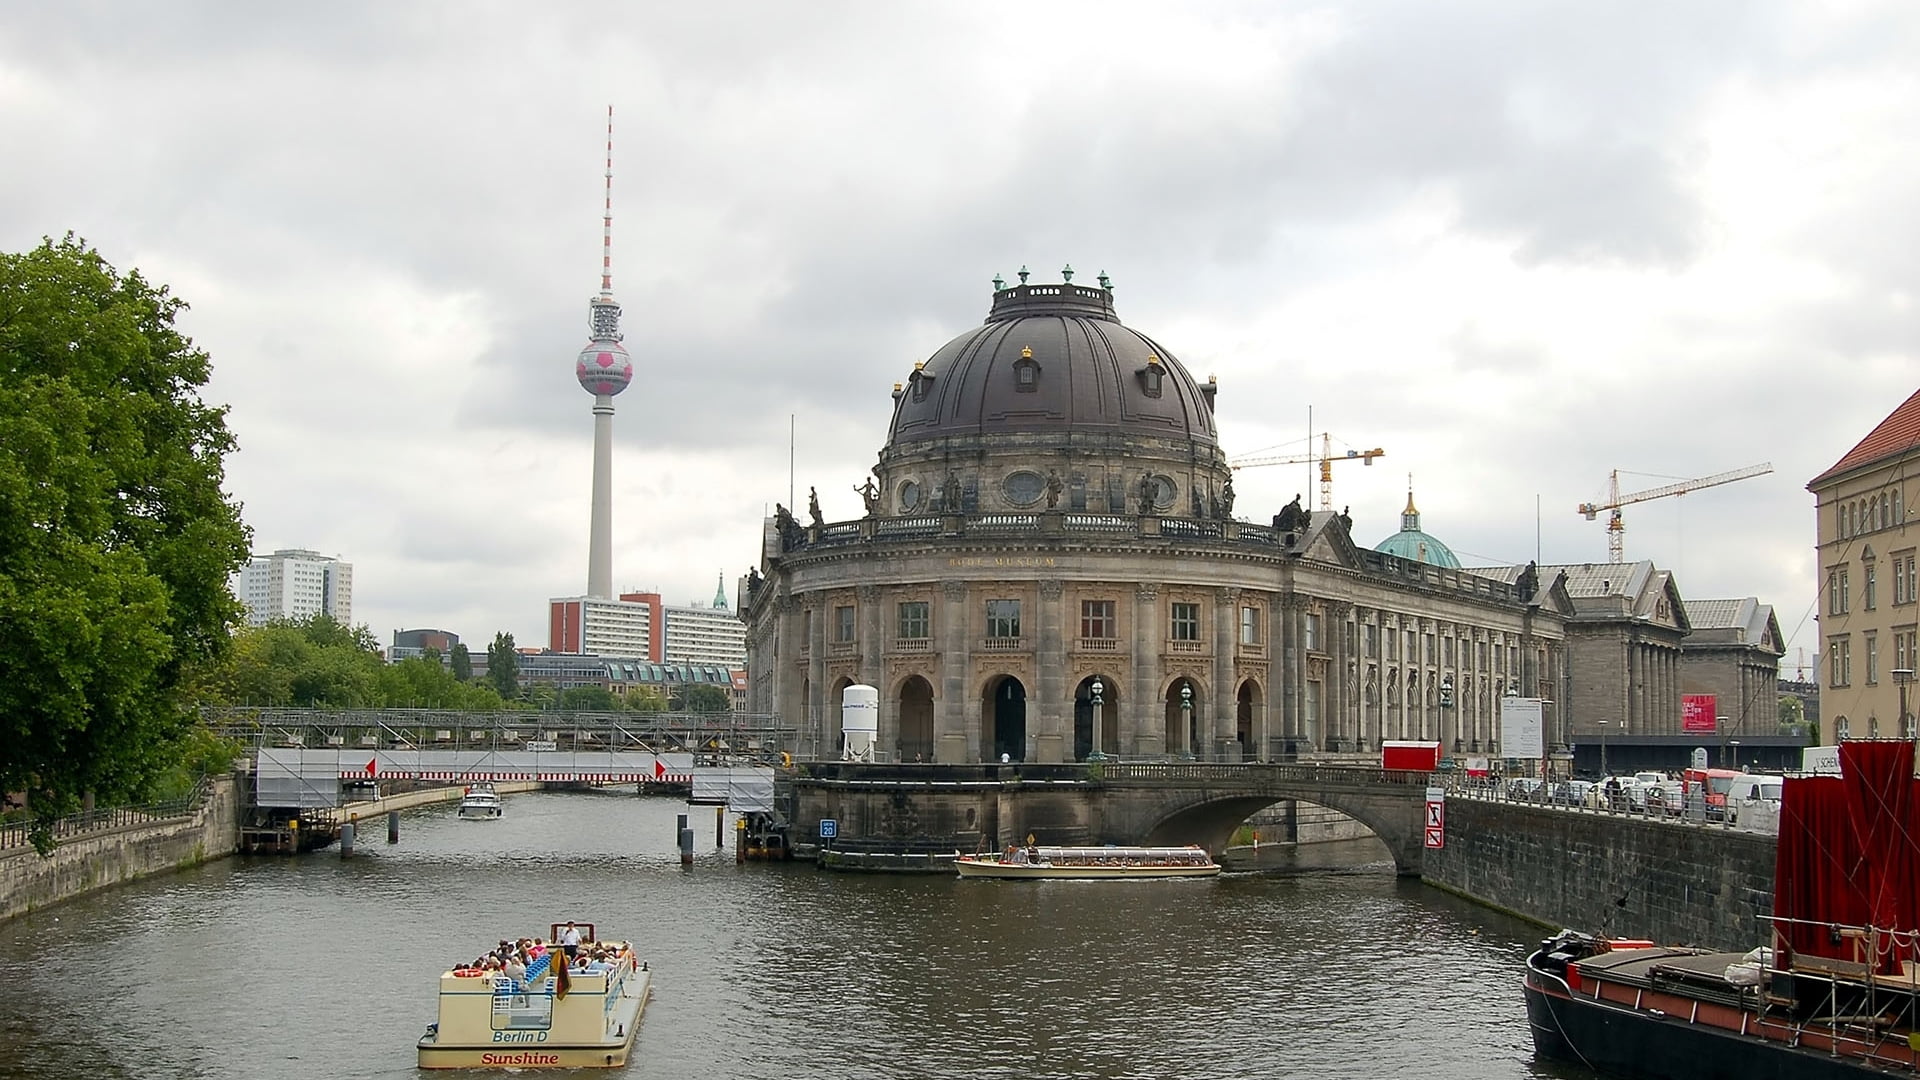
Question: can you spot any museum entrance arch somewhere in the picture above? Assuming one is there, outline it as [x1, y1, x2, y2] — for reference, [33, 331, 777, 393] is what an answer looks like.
[984, 676, 1027, 762]
[897, 675, 934, 763]
[1237, 679, 1263, 761]
[829, 676, 854, 758]
[1073, 675, 1118, 760]
[1164, 678, 1202, 758]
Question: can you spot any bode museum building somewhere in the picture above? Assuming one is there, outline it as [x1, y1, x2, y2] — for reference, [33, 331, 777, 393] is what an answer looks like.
[740, 272, 1608, 766]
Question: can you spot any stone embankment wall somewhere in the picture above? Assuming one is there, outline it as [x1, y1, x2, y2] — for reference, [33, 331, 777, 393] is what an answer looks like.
[1422, 797, 1776, 951]
[0, 774, 242, 923]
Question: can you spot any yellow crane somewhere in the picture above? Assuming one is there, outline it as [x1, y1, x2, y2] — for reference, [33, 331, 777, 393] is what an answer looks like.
[1577, 463, 1773, 563]
[1230, 435, 1385, 511]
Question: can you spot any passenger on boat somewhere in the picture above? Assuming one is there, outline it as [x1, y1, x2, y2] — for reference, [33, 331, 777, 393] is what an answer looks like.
[562, 921, 583, 960]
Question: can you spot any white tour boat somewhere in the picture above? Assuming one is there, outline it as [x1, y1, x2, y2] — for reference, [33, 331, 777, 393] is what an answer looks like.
[418, 922, 651, 1069]
[955, 844, 1221, 880]
[457, 782, 504, 821]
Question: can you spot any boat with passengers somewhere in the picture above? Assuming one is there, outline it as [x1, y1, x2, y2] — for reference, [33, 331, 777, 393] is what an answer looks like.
[457, 782, 504, 820]
[1523, 740, 1920, 1079]
[418, 922, 650, 1069]
[956, 844, 1221, 879]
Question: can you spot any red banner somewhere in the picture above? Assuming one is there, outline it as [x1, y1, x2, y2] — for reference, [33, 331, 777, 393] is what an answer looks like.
[1682, 694, 1718, 733]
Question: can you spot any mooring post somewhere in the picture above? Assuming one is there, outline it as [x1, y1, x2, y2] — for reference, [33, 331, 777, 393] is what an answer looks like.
[677, 813, 692, 866]
[715, 806, 725, 848]
[736, 816, 747, 864]
[340, 820, 355, 858]
[387, 810, 399, 844]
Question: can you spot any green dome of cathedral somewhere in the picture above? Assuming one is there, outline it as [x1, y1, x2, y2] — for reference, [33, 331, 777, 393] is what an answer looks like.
[1375, 488, 1460, 569]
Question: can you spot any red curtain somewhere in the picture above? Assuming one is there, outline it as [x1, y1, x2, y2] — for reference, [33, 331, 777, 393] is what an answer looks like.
[1777, 743, 1920, 972]
[1776, 774, 1864, 963]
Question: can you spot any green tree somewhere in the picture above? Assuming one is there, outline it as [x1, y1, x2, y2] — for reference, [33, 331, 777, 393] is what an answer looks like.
[450, 642, 472, 682]
[0, 236, 250, 847]
[560, 685, 618, 711]
[682, 684, 731, 713]
[487, 632, 519, 700]
[624, 686, 668, 713]
[1778, 693, 1806, 733]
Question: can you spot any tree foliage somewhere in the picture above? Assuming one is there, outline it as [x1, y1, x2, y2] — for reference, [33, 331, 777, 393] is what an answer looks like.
[681, 684, 732, 713]
[207, 614, 512, 710]
[450, 642, 472, 682]
[487, 632, 519, 700]
[0, 236, 251, 829]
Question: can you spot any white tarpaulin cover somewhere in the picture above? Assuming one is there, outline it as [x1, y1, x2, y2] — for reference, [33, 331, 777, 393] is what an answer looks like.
[692, 767, 776, 812]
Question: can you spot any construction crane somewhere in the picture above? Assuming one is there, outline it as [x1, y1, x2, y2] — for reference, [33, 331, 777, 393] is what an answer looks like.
[1230, 435, 1385, 511]
[1577, 462, 1773, 563]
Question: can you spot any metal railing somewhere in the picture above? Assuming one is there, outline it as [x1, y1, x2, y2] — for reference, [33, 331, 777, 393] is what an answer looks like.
[1443, 777, 1780, 833]
[0, 776, 215, 853]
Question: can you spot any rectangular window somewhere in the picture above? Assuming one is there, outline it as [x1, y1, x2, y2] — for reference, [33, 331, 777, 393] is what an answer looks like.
[1477, 641, 1488, 670]
[1866, 632, 1879, 684]
[1830, 636, 1852, 688]
[1829, 567, 1851, 615]
[1304, 680, 1321, 729]
[1304, 612, 1321, 651]
[1425, 633, 1436, 665]
[1866, 564, 1878, 610]
[1364, 624, 1378, 659]
[1240, 605, 1259, 646]
[834, 605, 855, 643]
[986, 599, 1021, 639]
[1171, 602, 1201, 642]
[897, 601, 930, 640]
[1405, 629, 1416, 660]
[1896, 552, 1916, 605]
[1385, 626, 1398, 661]
[1443, 636, 1455, 666]
[1081, 599, 1117, 640]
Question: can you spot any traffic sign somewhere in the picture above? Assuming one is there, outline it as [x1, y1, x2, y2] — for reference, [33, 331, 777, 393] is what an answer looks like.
[1425, 802, 1445, 829]
[818, 818, 838, 839]
[1425, 827, 1444, 849]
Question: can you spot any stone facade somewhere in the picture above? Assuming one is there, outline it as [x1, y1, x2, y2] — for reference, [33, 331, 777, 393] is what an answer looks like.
[742, 278, 1572, 764]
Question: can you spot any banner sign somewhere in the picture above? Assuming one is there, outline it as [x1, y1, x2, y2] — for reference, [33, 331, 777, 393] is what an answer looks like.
[1499, 697, 1545, 760]
[1682, 694, 1717, 733]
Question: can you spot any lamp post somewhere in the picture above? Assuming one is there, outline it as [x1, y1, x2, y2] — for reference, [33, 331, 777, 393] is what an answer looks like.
[1180, 684, 1194, 761]
[1730, 739, 1741, 770]
[1598, 719, 1610, 778]
[1718, 715, 1731, 768]
[1897, 669, 1916, 741]
[1088, 679, 1106, 761]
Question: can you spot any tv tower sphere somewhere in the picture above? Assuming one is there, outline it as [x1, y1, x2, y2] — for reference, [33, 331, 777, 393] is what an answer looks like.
[576, 334, 632, 397]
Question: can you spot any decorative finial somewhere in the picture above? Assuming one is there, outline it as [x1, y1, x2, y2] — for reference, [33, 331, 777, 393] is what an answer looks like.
[1146, 354, 1161, 366]
[992, 272, 1005, 292]
[1097, 270, 1112, 291]
[1061, 263, 1074, 283]
[1017, 265, 1030, 285]
[1021, 345, 1032, 359]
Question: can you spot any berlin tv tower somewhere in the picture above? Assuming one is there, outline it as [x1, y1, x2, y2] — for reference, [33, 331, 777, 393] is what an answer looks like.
[576, 106, 633, 600]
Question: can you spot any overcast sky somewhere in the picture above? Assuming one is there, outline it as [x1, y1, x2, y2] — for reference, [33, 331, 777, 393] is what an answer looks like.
[4, 2, 1913, 669]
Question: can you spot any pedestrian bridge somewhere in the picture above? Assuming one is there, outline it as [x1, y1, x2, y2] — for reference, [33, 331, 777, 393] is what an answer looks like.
[796, 760, 1441, 874]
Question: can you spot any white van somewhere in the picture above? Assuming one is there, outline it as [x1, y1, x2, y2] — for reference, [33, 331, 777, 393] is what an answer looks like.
[1727, 774, 1785, 807]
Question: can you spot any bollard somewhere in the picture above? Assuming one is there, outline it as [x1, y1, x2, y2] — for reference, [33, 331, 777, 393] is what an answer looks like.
[679, 827, 695, 866]
[715, 806, 725, 848]
[340, 820, 356, 858]
[388, 810, 399, 844]
[675, 813, 687, 844]
[736, 816, 747, 864]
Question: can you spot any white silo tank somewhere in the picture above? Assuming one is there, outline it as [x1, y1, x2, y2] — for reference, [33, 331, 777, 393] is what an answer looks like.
[842, 684, 879, 762]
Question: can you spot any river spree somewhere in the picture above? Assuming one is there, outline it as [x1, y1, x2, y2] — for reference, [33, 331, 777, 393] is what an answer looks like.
[0, 792, 1593, 1079]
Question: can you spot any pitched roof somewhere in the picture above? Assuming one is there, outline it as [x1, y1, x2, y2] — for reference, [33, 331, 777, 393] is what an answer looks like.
[1683, 598, 1750, 629]
[1810, 386, 1920, 487]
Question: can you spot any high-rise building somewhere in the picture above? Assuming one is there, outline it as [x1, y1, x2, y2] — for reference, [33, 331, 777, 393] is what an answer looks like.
[234, 548, 353, 627]
[548, 582, 746, 667]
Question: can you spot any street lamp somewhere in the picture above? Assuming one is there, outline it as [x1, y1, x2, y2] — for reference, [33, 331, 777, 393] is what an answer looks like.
[1897, 669, 1916, 741]
[1088, 679, 1106, 761]
[1598, 719, 1610, 778]
[1730, 739, 1741, 770]
[1180, 684, 1195, 761]
[1718, 715, 1731, 768]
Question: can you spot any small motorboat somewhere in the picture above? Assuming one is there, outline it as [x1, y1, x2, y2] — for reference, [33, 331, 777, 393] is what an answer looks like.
[457, 783, 504, 821]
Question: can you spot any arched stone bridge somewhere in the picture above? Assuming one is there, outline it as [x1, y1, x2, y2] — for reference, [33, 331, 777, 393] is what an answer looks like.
[794, 761, 1438, 875]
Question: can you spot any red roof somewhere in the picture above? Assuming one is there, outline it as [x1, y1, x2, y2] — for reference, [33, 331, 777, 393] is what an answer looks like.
[1810, 387, 1920, 488]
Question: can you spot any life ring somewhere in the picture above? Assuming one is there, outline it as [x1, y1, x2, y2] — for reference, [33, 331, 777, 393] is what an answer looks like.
[453, 968, 487, 978]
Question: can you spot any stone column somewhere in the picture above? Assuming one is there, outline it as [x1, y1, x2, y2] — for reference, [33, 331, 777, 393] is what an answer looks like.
[1035, 579, 1066, 763]
[1277, 594, 1301, 755]
[1131, 583, 1162, 756]
[857, 584, 886, 755]
[807, 598, 827, 758]
[938, 580, 972, 762]
[770, 594, 793, 741]
[1213, 587, 1238, 760]
[1327, 602, 1352, 753]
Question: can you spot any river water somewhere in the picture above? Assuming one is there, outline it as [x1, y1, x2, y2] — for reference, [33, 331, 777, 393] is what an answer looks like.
[0, 792, 1595, 1079]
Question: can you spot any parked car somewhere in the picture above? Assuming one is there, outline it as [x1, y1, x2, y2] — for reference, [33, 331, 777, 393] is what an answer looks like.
[1643, 779, 1686, 815]
[1727, 774, 1785, 808]
[1506, 777, 1546, 800]
[1627, 772, 1668, 809]
[1549, 780, 1595, 807]
[1597, 775, 1640, 809]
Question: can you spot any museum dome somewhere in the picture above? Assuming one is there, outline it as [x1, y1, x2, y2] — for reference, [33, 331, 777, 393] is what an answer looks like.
[883, 274, 1218, 454]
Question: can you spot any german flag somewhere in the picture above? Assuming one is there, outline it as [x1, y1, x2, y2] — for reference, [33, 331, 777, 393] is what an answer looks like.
[554, 957, 571, 1000]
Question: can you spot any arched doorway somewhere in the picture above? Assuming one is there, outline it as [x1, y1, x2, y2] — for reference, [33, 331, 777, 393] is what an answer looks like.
[1165, 679, 1201, 758]
[984, 676, 1027, 762]
[829, 676, 854, 758]
[1072, 675, 1118, 760]
[1237, 679, 1262, 761]
[897, 676, 934, 763]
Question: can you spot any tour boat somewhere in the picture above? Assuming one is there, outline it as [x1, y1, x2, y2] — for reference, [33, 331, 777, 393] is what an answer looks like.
[457, 782, 504, 821]
[1523, 741, 1920, 1080]
[955, 844, 1221, 879]
[418, 923, 650, 1069]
